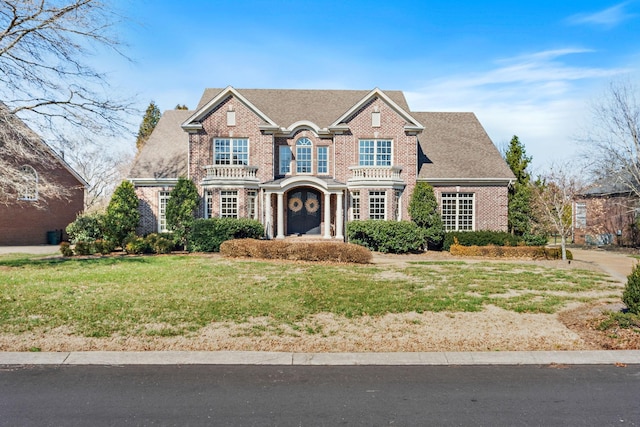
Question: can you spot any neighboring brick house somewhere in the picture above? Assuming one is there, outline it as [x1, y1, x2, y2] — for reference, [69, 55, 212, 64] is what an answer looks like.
[0, 104, 86, 245]
[574, 179, 639, 246]
[129, 87, 514, 239]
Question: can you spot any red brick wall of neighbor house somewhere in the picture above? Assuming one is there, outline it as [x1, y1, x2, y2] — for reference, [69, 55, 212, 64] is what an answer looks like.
[574, 196, 637, 245]
[336, 96, 418, 219]
[433, 186, 509, 231]
[0, 163, 84, 245]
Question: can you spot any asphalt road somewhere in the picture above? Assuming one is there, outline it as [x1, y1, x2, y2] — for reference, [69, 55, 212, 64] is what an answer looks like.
[1, 364, 639, 426]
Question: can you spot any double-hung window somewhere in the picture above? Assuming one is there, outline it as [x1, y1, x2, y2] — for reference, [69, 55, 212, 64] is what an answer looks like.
[296, 138, 312, 174]
[441, 193, 474, 231]
[213, 138, 248, 165]
[279, 146, 292, 175]
[350, 191, 360, 220]
[317, 146, 328, 174]
[369, 191, 386, 220]
[247, 190, 257, 219]
[220, 190, 238, 218]
[359, 140, 392, 166]
[158, 191, 171, 232]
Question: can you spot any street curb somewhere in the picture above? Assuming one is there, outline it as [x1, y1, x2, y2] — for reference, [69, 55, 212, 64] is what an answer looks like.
[1, 350, 639, 366]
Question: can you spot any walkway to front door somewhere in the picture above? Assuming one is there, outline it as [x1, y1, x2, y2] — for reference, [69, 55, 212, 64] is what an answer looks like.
[287, 189, 321, 235]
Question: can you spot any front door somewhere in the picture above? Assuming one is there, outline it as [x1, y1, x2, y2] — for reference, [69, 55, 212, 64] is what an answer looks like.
[287, 189, 321, 235]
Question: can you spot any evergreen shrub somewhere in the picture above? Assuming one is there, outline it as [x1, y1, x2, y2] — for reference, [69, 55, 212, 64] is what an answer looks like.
[66, 212, 104, 244]
[346, 220, 426, 253]
[443, 231, 523, 251]
[188, 218, 264, 252]
[623, 263, 640, 315]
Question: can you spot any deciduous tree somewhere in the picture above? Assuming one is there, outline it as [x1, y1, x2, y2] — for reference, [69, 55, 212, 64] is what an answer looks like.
[0, 0, 134, 201]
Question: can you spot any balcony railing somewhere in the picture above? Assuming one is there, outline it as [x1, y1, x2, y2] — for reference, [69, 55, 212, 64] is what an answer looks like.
[348, 165, 403, 181]
[203, 165, 259, 181]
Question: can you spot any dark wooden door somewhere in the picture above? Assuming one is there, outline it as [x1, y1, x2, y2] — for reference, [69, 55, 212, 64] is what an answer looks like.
[287, 189, 321, 235]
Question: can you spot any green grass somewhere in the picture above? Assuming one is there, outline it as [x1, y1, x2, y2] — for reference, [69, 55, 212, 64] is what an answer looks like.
[0, 254, 616, 338]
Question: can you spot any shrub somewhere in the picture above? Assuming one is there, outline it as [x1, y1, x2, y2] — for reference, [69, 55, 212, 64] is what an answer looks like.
[66, 212, 104, 244]
[103, 181, 140, 248]
[220, 239, 372, 263]
[449, 243, 572, 260]
[93, 239, 116, 255]
[166, 177, 200, 249]
[623, 263, 640, 315]
[124, 236, 150, 254]
[188, 218, 264, 252]
[59, 242, 73, 257]
[443, 231, 523, 251]
[73, 241, 96, 256]
[144, 233, 175, 254]
[523, 233, 549, 246]
[408, 182, 445, 249]
[346, 220, 426, 253]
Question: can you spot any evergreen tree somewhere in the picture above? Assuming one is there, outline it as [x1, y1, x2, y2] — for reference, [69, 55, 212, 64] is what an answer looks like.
[504, 135, 533, 236]
[174, 104, 188, 110]
[136, 101, 161, 151]
[103, 180, 140, 247]
[408, 182, 445, 249]
[166, 177, 200, 250]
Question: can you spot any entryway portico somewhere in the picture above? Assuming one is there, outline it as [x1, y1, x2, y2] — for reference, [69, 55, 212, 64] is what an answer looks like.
[262, 176, 346, 240]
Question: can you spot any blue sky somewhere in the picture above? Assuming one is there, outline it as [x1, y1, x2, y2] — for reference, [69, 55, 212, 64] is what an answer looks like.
[106, 0, 640, 173]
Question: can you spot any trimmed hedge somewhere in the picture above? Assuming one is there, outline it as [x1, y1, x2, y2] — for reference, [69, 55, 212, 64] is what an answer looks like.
[450, 243, 572, 260]
[443, 231, 522, 251]
[220, 239, 372, 263]
[188, 218, 264, 252]
[346, 220, 426, 253]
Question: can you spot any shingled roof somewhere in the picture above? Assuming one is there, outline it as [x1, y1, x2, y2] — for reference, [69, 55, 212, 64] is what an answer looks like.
[196, 88, 411, 129]
[413, 112, 514, 182]
[129, 109, 191, 179]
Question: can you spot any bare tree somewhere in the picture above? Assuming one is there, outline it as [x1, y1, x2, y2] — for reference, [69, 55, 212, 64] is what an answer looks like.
[531, 163, 583, 260]
[59, 139, 133, 211]
[582, 79, 640, 198]
[0, 0, 135, 201]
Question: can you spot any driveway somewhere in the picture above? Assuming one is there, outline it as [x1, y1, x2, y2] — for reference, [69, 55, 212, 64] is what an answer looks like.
[0, 245, 60, 255]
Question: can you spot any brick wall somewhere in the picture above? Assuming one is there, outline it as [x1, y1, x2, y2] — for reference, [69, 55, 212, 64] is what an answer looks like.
[0, 162, 84, 245]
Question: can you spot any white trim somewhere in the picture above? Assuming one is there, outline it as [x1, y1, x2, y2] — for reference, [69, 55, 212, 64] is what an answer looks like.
[129, 178, 180, 187]
[420, 178, 514, 186]
[182, 86, 278, 131]
[329, 88, 424, 132]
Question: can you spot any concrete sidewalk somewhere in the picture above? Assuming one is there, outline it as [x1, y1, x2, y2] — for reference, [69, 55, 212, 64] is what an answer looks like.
[0, 245, 59, 255]
[1, 350, 639, 366]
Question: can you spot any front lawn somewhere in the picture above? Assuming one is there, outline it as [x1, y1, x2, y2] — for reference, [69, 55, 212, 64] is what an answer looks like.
[0, 254, 617, 339]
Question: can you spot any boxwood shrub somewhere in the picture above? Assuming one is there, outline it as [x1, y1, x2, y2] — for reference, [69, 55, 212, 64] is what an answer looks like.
[188, 218, 264, 252]
[346, 220, 426, 253]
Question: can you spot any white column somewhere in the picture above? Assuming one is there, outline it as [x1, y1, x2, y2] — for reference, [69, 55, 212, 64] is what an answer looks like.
[264, 191, 272, 239]
[323, 192, 331, 239]
[335, 191, 344, 240]
[276, 192, 285, 239]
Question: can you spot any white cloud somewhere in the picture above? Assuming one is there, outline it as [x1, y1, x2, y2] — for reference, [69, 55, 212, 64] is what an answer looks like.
[405, 49, 628, 172]
[566, 2, 636, 28]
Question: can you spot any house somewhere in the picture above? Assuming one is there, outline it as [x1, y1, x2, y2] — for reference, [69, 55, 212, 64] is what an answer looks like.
[129, 87, 514, 239]
[0, 104, 87, 245]
[574, 178, 639, 246]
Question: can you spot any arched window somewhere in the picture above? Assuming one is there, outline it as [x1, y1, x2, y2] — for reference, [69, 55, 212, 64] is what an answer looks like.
[296, 137, 312, 174]
[19, 165, 38, 201]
